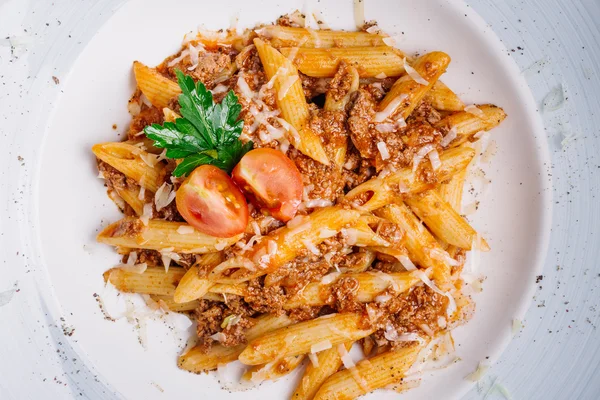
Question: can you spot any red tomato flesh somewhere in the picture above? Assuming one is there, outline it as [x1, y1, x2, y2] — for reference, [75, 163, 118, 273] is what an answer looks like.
[231, 148, 303, 222]
[176, 165, 249, 237]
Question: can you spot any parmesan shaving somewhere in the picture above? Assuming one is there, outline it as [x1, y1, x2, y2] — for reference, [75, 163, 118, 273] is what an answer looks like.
[375, 72, 387, 79]
[308, 353, 319, 367]
[429, 248, 459, 266]
[321, 272, 341, 285]
[278, 75, 299, 100]
[464, 105, 485, 118]
[140, 203, 152, 226]
[440, 126, 458, 147]
[428, 149, 442, 171]
[154, 182, 176, 211]
[377, 142, 390, 160]
[303, 199, 333, 209]
[412, 144, 435, 172]
[398, 255, 417, 271]
[382, 36, 396, 46]
[512, 319, 522, 336]
[374, 94, 408, 122]
[353, 0, 365, 28]
[404, 58, 429, 85]
[120, 262, 148, 274]
[251, 221, 261, 236]
[237, 74, 255, 99]
[139, 152, 159, 167]
[375, 123, 396, 134]
[337, 344, 355, 369]
[210, 332, 227, 343]
[318, 228, 338, 239]
[177, 225, 195, 234]
[210, 84, 229, 95]
[302, 239, 321, 255]
[138, 186, 146, 201]
[311, 340, 332, 353]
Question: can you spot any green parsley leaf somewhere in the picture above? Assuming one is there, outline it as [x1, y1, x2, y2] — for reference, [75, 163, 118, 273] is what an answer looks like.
[143, 70, 252, 177]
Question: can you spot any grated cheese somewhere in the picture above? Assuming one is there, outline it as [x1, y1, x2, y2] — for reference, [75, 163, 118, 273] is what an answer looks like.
[120, 262, 148, 274]
[318, 228, 338, 239]
[377, 142, 391, 160]
[154, 182, 176, 211]
[464, 104, 485, 118]
[353, 0, 365, 28]
[375, 123, 396, 134]
[382, 36, 396, 46]
[375, 72, 387, 79]
[302, 239, 321, 255]
[374, 94, 408, 122]
[177, 225, 195, 235]
[321, 272, 341, 285]
[140, 203, 153, 226]
[440, 126, 458, 147]
[278, 75, 299, 100]
[412, 144, 435, 172]
[404, 58, 429, 85]
[398, 255, 417, 271]
[337, 344, 355, 369]
[310, 340, 332, 353]
[138, 186, 146, 201]
[308, 353, 319, 367]
[428, 149, 442, 171]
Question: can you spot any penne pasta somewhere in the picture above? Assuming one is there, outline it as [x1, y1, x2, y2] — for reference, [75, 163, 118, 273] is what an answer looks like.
[133, 61, 181, 108]
[242, 354, 305, 383]
[405, 190, 490, 251]
[284, 270, 425, 309]
[112, 184, 145, 216]
[104, 266, 185, 296]
[279, 46, 406, 78]
[254, 38, 329, 165]
[92, 142, 166, 192]
[173, 252, 224, 303]
[292, 341, 353, 400]
[438, 168, 467, 212]
[313, 344, 422, 400]
[377, 51, 451, 121]
[238, 313, 375, 366]
[343, 250, 377, 274]
[375, 203, 453, 284]
[423, 81, 465, 112]
[345, 146, 475, 212]
[178, 314, 294, 373]
[97, 217, 242, 254]
[435, 104, 507, 148]
[208, 206, 360, 283]
[324, 63, 359, 168]
[256, 25, 389, 48]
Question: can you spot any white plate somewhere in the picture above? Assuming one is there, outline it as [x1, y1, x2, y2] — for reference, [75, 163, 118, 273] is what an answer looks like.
[35, 0, 551, 398]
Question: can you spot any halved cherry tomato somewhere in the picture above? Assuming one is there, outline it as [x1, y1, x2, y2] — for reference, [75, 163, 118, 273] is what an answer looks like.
[176, 165, 249, 238]
[231, 148, 303, 222]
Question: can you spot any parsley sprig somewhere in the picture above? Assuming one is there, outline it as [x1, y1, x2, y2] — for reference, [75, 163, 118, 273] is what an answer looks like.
[144, 70, 253, 176]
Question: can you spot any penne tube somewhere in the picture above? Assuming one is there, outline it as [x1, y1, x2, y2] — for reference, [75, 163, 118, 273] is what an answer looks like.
[256, 26, 389, 48]
[324, 62, 359, 168]
[150, 295, 200, 312]
[284, 270, 425, 309]
[279, 46, 406, 78]
[438, 168, 467, 212]
[405, 190, 490, 251]
[112, 184, 145, 216]
[208, 206, 360, 284]
[209, 283, 248, 296]
[93, 142, 166, 192]
[342, 250, 376, 274]
[377, 52, 451, 121]
[173, 252, 224, 303]
[292, 342, 353, 400]
[435, 104, 507, 148]
[313, 344, 422, 400]
[375, 203, 452, 284]
[254, 38, 329, 165]
[423, 81, 465, 112]
[345, 146, 475, 212]
[345, 218, 391, 248]
[97, 217, 242, 254]
[178, 314, 294, 373]
[242, 354, 305, 383]
[238, 313, 375, 366]
[133, 61, 181, 109]
[104, 266, 185, 296]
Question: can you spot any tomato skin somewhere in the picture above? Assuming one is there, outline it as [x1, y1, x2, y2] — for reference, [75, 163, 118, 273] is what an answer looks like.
[176, 165, 249, 238]
[231, 148, 303, 222]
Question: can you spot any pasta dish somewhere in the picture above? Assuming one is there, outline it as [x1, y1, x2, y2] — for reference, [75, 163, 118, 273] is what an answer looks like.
[93, 10, 506, 399]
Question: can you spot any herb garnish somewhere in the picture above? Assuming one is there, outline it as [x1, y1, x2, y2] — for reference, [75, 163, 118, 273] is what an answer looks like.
[144, 70, 253, 176]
